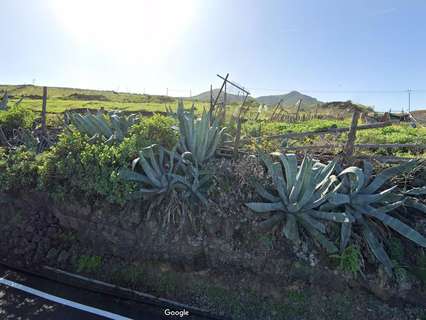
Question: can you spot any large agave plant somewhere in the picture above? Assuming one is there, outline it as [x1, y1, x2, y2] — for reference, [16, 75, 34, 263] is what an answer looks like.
[246, 153, 353, 253]
[324, 160, 426, 274]
[176, 100, 225, 166]
[118, 144, 208, 204]
[68, 111, 138, 144]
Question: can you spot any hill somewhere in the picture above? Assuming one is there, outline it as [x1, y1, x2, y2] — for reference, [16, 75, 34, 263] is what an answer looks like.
[192, 88, 250, 104]
[0, 84, 175, 104]
[192, 89, 320, 108]
[256, 91, 321, 107]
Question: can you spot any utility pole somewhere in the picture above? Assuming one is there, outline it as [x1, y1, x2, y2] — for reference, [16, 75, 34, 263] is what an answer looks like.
[408, 89, 411, 113]
[166, 88, 168, 96]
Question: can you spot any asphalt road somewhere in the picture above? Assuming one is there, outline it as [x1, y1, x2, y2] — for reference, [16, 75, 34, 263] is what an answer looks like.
[0, 265, 210, 320]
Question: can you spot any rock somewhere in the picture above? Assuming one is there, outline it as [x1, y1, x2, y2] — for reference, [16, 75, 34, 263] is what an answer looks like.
[46, 248, 59, 261]
[57, 250, 70, 265]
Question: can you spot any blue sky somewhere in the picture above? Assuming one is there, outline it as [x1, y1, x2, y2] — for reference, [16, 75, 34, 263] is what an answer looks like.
[1, 0, 426, 111]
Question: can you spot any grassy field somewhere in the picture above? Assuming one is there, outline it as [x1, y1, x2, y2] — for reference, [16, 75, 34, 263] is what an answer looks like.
[17, 98, 180, 113]
[0, 84, 169, 103]
[1, 84, 205, 114]
[2, 83, 426, 158]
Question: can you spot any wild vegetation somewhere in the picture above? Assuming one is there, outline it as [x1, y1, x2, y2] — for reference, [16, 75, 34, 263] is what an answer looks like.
[0, 85, 426, 319]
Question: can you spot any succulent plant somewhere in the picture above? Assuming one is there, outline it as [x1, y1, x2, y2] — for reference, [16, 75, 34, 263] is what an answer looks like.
[119, 144, 209, 204]
[245, 152, 353, 253]
[0, 92, 9, 110]
[0, 93, 23, 111]
[119, 144, 180, 200]
[68, 111, 138, 144]
[324, 160, 426, 274]
[176, 100, 225, 166]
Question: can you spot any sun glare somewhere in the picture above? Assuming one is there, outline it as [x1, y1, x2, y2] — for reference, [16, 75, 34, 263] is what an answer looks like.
[48, 0, 196, 65]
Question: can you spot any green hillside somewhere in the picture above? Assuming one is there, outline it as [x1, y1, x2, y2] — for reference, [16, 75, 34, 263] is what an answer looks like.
[256, 90, 321, 107]
[0, 84, 174, 104]
[0, 84, 204, 113]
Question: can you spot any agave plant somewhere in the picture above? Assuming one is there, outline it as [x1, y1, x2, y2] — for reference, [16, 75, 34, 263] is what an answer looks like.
[0, 92, 8, 110]
[68, 111, 138, 144]
[176, 100, 225, 166]
[0, 92, 23, 111]
[119, 144, 208, 204]
[245, 152, 353, 253]
[176, 151, 211, 204]
[324, 160, 426, 274]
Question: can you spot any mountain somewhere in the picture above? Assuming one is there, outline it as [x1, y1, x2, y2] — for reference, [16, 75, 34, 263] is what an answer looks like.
[192, 88, 254, 104]
[193, 89, 321, 108]
[256, 91, 321, 107]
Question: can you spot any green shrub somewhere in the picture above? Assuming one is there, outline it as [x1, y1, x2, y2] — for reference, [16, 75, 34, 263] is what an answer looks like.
[0, 106, 35, 137]
[38, 131, 135, 205]
[120, 114, 178, 160]
[38, 116, 177, 205]
[0, 147, 39, 192]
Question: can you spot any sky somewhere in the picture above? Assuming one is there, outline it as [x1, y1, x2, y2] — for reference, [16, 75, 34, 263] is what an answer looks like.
[1, 0, 426, 111]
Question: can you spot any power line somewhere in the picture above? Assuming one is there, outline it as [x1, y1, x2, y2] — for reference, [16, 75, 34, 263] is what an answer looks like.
[245, 88, 426, 94]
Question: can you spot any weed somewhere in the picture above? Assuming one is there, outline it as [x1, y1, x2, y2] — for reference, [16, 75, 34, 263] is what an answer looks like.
[331, 245, 363, 277]
[76, 255, 102, 273]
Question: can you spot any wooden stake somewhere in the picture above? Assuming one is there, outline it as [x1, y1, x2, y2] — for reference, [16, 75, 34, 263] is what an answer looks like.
[233, 93, 249, 159]
[295, 99, 303, 121]
[343, 110, 360, 159]
[41, 86, 47, 136]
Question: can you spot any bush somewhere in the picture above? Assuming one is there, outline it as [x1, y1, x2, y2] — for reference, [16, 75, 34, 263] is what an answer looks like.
[0, 106, 35, 138]
[38, 115, 177, 204]
[119, 114, 178, 160]
[38, 131, 135, 205]
[0, 147, 39, 192]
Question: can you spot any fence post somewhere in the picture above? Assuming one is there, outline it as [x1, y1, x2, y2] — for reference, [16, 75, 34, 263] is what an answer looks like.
[233, 94, 249, 159]
[343, 110, 360, 159]
[41, 86, 47, 136]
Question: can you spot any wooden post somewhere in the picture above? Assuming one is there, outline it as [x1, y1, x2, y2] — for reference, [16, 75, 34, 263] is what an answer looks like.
[210, 85, 213, 111]
[223, 82, 227, 107]
[270, 99, 283, 121]
[41, 86, 47, 136]
[343, 110, 360, 159]
[0, 126, 11, 147]
[209, 73, 229, 117]
[233, 93, 249, 159]
[295, 99, 303, 121]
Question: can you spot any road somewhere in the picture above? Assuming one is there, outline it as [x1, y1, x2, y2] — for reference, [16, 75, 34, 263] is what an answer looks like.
[0, 265, 210, 320]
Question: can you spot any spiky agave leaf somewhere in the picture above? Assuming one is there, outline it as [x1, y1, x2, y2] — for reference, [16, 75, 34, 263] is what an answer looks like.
[119, 144, 177, 198]
[176, 100, 225, 166]
[246, 152, 351, 253]
[119, 145, 210, 204]
[326, 160, 426, 274]
[68, 111, 138, 144]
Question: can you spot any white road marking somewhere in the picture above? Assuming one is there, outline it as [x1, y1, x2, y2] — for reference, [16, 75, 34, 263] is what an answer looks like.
[0, 277, 132, 320]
